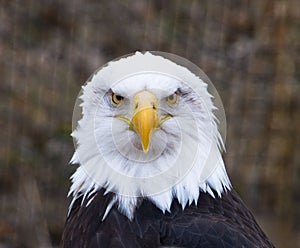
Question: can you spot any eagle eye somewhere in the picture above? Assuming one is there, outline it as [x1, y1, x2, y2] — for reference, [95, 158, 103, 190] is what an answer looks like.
[166, 90, 179, 106]
[111, 92, 124, 107]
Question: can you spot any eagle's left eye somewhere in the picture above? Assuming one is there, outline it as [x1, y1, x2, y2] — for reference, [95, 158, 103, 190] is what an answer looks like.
[111, 92, 124, 107]
[166, 90, 179, 106]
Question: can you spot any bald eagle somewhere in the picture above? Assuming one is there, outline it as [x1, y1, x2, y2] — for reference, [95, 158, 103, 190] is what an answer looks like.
[62, 52, 274, 247]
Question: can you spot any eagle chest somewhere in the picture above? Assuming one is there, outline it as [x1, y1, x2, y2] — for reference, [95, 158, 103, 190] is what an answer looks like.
[62, 190, 273, 247]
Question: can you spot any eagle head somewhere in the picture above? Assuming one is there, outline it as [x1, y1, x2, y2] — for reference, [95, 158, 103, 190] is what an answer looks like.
[69, 51, 231, 219]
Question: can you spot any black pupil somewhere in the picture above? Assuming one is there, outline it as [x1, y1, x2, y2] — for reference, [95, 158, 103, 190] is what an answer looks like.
[169, 94, 175, 101]
[115, 94, 122, 102]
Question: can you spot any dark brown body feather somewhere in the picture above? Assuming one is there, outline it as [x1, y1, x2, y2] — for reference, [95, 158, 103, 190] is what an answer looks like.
[62, 189, 274, 248]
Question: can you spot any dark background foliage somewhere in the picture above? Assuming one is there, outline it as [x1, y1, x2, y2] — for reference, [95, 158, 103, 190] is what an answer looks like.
[0, 0, 299, 247]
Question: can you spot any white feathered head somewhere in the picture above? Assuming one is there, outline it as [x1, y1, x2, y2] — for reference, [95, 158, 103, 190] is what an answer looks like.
[69, 52, 231, 219]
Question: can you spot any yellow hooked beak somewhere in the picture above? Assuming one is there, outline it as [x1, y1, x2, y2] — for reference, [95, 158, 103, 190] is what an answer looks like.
[130, 91, 158, 153]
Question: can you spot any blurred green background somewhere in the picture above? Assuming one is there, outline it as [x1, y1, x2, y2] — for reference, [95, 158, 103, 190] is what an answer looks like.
[1, 0, 299, 247]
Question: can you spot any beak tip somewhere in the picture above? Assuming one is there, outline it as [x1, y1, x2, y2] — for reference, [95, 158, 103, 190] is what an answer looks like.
[142, 144, 150, 154]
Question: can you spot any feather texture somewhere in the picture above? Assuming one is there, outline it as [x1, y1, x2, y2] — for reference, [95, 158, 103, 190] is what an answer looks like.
[62, 189, 274, 247]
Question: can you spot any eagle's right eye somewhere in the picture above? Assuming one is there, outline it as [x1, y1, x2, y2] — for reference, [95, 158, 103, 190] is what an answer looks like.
[110, 92, 124, 107]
